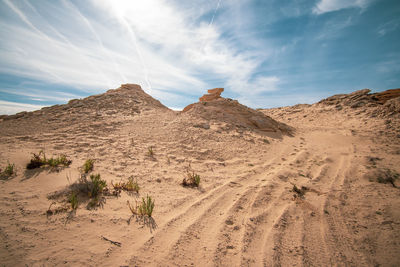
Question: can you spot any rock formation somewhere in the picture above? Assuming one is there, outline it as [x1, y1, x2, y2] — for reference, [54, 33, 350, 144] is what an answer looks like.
[318, 88, 400, 109]
[199, 88, 224, 102]
[182, 88, 293, 135]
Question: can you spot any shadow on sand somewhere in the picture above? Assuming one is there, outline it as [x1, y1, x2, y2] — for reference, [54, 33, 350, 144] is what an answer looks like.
[128, 214, 158, 233]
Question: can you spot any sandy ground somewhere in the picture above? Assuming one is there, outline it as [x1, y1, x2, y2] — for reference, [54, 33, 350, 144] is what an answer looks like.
[0, 85, 399, 266]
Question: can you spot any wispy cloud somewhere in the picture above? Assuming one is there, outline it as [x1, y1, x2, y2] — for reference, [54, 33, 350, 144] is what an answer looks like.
[313, 0, 373, 14]
[377, 19, 400, 37]
[0, 0, 278, 113]
[0, 100, 43, 115]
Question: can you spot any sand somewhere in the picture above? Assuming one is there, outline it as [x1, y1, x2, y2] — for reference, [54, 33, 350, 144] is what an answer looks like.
[0, 84, 399, 266]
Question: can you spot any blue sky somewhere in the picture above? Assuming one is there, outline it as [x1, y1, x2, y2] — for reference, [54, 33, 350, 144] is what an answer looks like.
[0, 0, 399, 114]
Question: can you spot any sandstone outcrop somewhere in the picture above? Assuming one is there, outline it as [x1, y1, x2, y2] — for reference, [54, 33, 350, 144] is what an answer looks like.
[318, 88, 400, 109]
[199, 88, 224, 102]
[182, 88, 293, 135]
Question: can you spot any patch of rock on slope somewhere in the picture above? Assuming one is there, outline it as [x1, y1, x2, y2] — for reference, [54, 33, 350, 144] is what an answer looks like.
[318, 88, 400, 117]
[264, 88, 400, 140]
[182, 88, 293, 137]
[0, 84, 170, 136]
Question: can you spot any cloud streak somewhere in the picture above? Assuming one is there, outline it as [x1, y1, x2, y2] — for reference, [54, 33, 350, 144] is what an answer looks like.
[0, 0, 280, 113]
[313, 0, 373, 14]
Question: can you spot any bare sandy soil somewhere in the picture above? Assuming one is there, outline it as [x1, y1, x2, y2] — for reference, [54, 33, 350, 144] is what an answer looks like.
[0, 84, 399, 266]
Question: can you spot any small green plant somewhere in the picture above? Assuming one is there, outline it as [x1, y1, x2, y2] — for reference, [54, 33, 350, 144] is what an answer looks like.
[129, 195, 155, 217]
[85, 174, 107, 208]
[182, 172, 201, 187]
[112, 177, 140, 193]
[139, 195, 155, 217]
[4, 162, 15, 176]
[88, 174, 107, 198]
[82, 159, 94, 174]
[1, 162, 15, 179]
[148, 146, 154, 157]
[47, 155, 71, 167]
[69, 191, 78, 210]
[27, 151, 46, 169]
[125, 176, 140, 193]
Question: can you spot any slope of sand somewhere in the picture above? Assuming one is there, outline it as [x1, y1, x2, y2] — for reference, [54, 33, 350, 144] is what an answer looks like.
[0, 85, 399, 266]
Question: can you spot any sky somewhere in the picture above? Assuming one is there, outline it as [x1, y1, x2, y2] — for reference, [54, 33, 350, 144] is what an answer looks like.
[0, 0, 399, 114]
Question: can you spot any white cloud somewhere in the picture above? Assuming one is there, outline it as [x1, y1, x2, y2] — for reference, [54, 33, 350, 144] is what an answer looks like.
[0, 0, 280, 114]
[0, 100, 43, 115]
[313, 0, 373, 14]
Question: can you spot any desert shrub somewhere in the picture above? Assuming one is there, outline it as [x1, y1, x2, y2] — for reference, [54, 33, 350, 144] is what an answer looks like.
[129, 195, 155, 217]
[139, 195, 155, 217]
[69, 191, 78, 210]
[4, 162, 15, 176]
[26, 150, 71, 169]
[292, 184, 308, 198]
[47, 155, 71, 167]
[0, 162, 15, 179]
[111, 177, 140, 193]
[82, 159, 94, 174]
[26, 151, 46, 169]
[182, 172, 201, 187]
[111, 180, 124, 190]
[88, 174, 107, 198]
[376, 169, 399, 187]
[125, 176, 140, 193]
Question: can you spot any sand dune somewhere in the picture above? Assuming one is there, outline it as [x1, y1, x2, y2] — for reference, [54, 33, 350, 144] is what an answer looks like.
[0, 85, 399, 266]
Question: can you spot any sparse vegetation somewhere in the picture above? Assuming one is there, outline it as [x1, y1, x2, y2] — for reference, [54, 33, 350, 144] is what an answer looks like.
[376, 169, 399, 188]
[88, 174, 107, 199]
[111, 180, 124, 191]
[148, 146, 154, 157]
[26, 150, 71, 169]
[111, 176, 140, 193]
[0, 162, 15, 179]
[182, 171, 201, 187]
[125, 176, 140, 193]
[128, 195, 155, 217]
[69, 191, 78, 210]
[82, 159, 94, 174]
[292, 184, 308, 198]
[140, 195, 155, 217]
[26, 151, 46, 169]
[47, 154, 71, 167]
[72, 173, 107, 208]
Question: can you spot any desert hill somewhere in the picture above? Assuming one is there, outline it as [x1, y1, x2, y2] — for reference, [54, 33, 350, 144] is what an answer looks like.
[182, 88, 293, 136]
[0, 85, 399, 266]
[0, 84, 169, 136]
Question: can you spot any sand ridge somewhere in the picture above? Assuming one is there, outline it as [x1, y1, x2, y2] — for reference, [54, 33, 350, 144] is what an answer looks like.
[0, 85, 399, 266]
